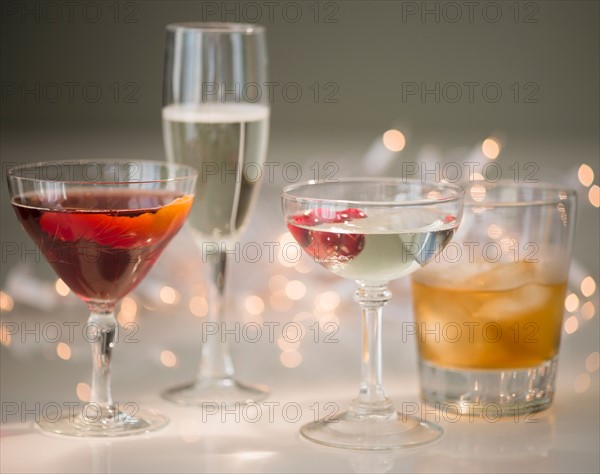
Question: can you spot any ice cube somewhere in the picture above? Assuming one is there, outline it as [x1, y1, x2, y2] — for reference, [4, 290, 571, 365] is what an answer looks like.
[463, 262, 536, 291]
[473, 283, 552, 322]
[415, 259, 495, 288]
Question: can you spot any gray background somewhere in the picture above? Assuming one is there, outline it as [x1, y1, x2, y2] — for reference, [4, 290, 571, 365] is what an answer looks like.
[1, 0, 599, 283]
[1, 0, 598, 134]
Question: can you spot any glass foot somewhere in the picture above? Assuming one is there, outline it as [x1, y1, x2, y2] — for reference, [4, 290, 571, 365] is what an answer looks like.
[300, 411, 442, 450]
[162, 377, 269, 407]
[37, 406, 168, 437]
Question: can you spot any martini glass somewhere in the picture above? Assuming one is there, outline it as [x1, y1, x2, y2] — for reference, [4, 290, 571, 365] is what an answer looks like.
[282, 178, 464, 449]
[7, 160, 197, 437]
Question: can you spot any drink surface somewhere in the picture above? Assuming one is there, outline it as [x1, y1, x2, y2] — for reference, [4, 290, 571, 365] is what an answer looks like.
[412, 261, 567, 369]
[288, 208, 456, 284]
[12, 189, 193, 302]
[162, 103, 269, 241]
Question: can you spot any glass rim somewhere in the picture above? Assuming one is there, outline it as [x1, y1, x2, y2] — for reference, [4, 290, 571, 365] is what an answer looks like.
[166, 22, 264, 34]
[6, 159, 198, 185]
[282, 177, 465, 207]
[464, 180, 577, 208]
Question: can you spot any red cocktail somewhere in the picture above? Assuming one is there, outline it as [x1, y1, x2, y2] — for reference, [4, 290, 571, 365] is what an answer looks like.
[13, 190, 193, 302]
[7, 161, 196, 437]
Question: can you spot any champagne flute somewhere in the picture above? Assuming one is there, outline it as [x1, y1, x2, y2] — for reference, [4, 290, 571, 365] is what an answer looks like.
[162, 22, 270, 406]
[282, 178, 464, 449]
[7, 160, 196, 437]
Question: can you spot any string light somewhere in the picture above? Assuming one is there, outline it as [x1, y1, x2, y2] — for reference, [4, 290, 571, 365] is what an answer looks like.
[481, 137, 501, 159]
[315, 291, 341, 312]
[55, 279, 70, 297]
[189, 296, 208, 318]
[564, 316, 578, 334]
[0, 291, 14, 312]
[589, 185, 599, 208]
[581, 302, 595, 320]
[268, 275, 288, 292]
[280, 351, 302, 368]
[159, 286, 179, 305]
[56, 342, 71, 360]
[382, 129, 406, 152]
[577, 164, 594, 187]
[574, 373, 591, 393]
[470, 184, 486, 202]
[0, 325, 12, 346]
[564, 293, 580, 313]
[244, 295, 265, 315]
[118, 296, 137, 326]
[160, 350, 177, 367]
[285, 280, 307, 301]
[76, 382, 91, 402]
[270, 291, 293, 312]
[585, 352, 599, 373]
[581, 276, 597, 297]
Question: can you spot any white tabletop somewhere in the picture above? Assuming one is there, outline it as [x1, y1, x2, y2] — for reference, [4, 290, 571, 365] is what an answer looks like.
[1, 291, 598, 474]
[1, 135, 599, 473]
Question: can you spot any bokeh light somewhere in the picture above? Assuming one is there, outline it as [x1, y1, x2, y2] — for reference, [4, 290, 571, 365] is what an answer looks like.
[382, 129, 406, 152]
[574, 373, 591, 393]
[244, 295, 265, 315]
[55, 279, 70, 297]
[159, 286, 179, 305]
[315, 291, 341, 312]
[581, 276, 597, 297]
[564, 316, 579, 334]
[0, 291, 14, 312]
[160, 350, 177, 367]
[577, 164, 594, 187]
[76, 382, 91, 402]
[481, 137, 501, 159]
[268, 275, 288, 292]
[585, 352, 599, 373]
[589, 185, 599, 208]
[280, 351, 303, 368]
[189, 296, 208, 318]
[581, 301, 595, 320]
[56, 342, 71, 360]
[0, 325, 12, 346]
[285, 280, 307, 301]
[270, 291, 293, 312]
[118, 296, 137, 326]
[470, 184, 486, 202]
[564, 293, 580, 313]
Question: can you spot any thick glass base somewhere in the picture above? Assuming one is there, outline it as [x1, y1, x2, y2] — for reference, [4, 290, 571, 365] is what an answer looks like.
[419, 358, 558, 416]
[162, 377, 269, 407]
[300, 411, 443, 450]
[37, 406, 168, 437]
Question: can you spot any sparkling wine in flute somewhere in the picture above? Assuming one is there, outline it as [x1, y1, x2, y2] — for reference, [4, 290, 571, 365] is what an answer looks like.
[163, 103, 269, 240]
[161, 23, 270, 407]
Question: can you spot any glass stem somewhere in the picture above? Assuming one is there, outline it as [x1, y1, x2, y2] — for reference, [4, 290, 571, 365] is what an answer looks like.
[348, 284, 396, 420]
[88, 304, 117, 417]
[197, 247, 234, 380]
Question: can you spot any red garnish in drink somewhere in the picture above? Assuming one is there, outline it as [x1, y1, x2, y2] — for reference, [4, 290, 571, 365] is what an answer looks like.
[12, 191, 193, 302]
[287, 208, 366, 262]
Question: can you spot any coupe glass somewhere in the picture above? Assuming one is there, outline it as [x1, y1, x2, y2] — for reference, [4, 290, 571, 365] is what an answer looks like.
[162, 22, 270, 406]
[7, 160, 197, 437]
[282, 178, 464, 449]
